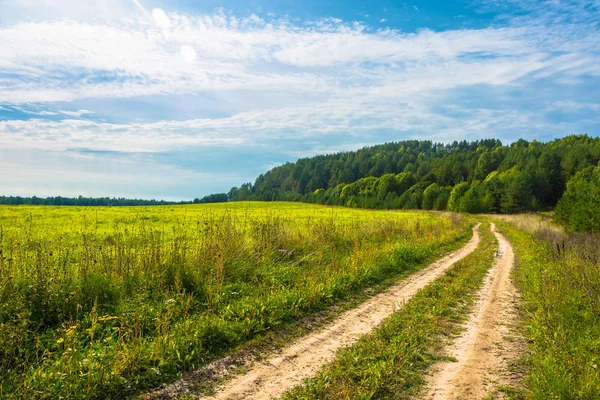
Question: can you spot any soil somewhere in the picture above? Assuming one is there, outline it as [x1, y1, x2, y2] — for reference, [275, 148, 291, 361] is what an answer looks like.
[424, 223, 525, 400]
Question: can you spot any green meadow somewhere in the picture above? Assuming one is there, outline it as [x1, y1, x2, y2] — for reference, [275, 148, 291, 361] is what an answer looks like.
[0, 202, 469, 399]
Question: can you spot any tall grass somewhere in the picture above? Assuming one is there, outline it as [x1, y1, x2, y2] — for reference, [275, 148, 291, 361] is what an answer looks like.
[496, 215, 600, 399]
[0, 202, 469, 399]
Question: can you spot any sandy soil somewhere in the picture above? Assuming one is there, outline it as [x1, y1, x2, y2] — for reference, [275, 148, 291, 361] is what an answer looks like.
[424, 223, 524, 400]
[181, 224, 482, 400]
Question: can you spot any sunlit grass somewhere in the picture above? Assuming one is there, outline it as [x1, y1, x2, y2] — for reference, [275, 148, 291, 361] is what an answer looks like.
[495, 215, 600, 399]
[0, 202, 469, 399]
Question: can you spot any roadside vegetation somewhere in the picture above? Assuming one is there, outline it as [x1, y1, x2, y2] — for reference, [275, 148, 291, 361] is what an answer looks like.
[0, 202, 469, 399]
[283, 223, 497, 399]
[496, 215, 600, 399]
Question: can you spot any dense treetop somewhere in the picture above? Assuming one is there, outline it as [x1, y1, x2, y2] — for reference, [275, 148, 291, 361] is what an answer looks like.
[227, 135, 600, 217]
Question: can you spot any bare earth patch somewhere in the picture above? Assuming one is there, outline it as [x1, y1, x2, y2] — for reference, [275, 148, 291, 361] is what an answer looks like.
[424, 223, 525, 400]
[147, 224, 481, 400]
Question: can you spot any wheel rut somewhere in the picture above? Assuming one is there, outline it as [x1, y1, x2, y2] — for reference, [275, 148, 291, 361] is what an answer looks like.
[424, 223, 524, 400]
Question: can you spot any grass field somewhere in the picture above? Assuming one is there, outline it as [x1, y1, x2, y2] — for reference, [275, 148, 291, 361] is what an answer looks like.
[0, 202, 470, 399]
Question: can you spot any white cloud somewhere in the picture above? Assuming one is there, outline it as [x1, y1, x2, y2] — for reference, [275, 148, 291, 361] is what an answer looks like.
[60, 109, 94, 117]
[180, 45, 197, 63]
[152, 8, 171, 30]
[3, 89, 598, 156]
[0, 0, 134, 24]
[0, 118, 245, 153]
[0, 9, 597, 105]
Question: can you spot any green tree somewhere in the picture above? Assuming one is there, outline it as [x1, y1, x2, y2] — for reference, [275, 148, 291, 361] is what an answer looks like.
[422, 183, 441, 210]
[448, 182, 470, 212]
[555, 164, 600, 232]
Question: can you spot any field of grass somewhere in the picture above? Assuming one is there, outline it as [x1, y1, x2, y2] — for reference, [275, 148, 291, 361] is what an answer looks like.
[0, 202, 470, 399]
[495, 215, 600, 399]
[282, 223, 497, 399]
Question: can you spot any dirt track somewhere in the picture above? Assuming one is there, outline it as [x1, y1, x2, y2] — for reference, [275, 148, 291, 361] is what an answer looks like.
[424, 223, 524, 399]
[184, 224, 481, 400]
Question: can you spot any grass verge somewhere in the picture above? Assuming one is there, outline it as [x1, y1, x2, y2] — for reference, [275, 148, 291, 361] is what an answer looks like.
[496, 216, 600, 399]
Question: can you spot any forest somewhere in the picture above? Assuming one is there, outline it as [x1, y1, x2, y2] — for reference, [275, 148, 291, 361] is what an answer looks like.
[227, 135, 600, 231]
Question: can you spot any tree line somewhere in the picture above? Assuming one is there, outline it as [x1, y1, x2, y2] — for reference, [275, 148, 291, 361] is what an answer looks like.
[0, 195, 188, 206]
[0, 194, 232, 207]
[227, 135, 600, 229]
[555, 163, 600, 233]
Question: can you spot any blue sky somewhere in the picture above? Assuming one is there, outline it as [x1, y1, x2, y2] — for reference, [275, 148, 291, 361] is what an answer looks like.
[0, 0, 599, 200]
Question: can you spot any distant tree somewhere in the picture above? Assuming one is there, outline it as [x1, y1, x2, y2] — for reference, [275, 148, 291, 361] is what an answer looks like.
[459, 182, 488, 214]
[196, 193, 228, 204]
[434, 188, 450, 211]
[448, 182, 470, 212]
[499, 172, 533, 214]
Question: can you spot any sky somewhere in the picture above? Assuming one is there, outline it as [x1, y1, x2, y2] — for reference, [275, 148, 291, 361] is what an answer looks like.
[0, 0, 599, 200]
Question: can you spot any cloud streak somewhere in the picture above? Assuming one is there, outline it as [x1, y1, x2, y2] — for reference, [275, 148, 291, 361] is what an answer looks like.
[1, 8, 597, 105]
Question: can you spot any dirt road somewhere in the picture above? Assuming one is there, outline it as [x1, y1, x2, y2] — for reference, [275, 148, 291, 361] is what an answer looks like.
[424, 223, 524, 399]
[186, 224, 481, 400]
